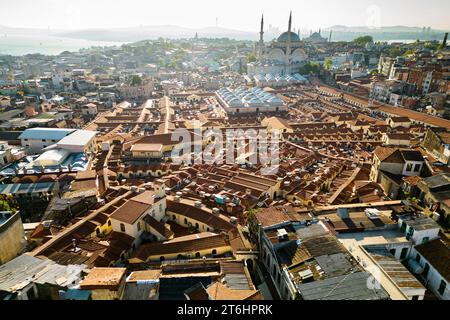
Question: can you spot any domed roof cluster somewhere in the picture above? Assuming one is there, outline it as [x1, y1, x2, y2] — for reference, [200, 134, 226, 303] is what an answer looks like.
[216, 87, 284, 108]
[277, 31, 300, 42]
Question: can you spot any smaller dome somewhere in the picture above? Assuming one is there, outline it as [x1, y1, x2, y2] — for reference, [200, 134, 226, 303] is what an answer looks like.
[277, 31, 300, 42]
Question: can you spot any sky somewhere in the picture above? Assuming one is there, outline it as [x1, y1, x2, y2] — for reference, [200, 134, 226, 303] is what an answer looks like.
[1, 0, 449, 31]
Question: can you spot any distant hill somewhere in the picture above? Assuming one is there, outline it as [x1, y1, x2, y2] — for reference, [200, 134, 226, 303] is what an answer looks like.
[56, 25, 257, 42]
[1, 24, 448, 43]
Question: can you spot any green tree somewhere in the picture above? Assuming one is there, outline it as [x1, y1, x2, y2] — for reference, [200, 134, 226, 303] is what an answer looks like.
[0, 200, 11, 211]
[354, 35, 374, 46]
[247, 52, 257, 63]
[299, 62, 320, 75]
[324, 58, 333, 70]
[389, 47, 402, 58]
[131, 75, 142, 86]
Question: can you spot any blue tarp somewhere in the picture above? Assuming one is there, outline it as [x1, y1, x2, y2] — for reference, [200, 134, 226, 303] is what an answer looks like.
[64, 289, 92, 300]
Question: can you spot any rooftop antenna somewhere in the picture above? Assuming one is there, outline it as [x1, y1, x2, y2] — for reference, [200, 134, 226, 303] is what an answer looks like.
[216, 17, 218, 28]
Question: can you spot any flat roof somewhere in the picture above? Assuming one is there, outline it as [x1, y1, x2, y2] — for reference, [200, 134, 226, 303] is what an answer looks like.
[57, 130, 98, 147]
[18, 128, 75, 141]
[298, 271, 390, 300]
[80, 267, 126, 288]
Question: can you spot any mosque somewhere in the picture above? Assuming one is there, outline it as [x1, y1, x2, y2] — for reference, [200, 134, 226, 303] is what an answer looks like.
[247, 12, 309, 77]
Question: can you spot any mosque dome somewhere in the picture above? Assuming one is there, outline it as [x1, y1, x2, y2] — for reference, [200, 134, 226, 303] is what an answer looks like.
[277, 31, 300, 42]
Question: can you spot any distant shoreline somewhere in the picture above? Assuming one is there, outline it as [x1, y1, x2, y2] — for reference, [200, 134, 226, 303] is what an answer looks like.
[0, 34, 124, 56]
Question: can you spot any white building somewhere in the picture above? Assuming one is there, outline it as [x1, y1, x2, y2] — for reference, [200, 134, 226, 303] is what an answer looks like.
[110, 184, 167, 247]
[18, 128, 75, 154]
[54, 129, 98, 154]
[215, 87, 287, 114]
[409, 239, 449, 300]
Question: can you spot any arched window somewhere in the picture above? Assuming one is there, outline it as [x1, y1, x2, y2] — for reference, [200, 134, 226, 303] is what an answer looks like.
[212, 249, 217, 255]
[184, 218, 188, 224]
[195, 223, 199, 229]
[107, 220, 111, 226]
[195, 252, 201, 258]
[172, 215, 176, 220]
[95, 228, 100, 236]
[160, 256, 165, 262]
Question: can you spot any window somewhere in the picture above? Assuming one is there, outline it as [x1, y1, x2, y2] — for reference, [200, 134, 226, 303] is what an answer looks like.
[184, 218, 187, 224]
[195, 223, 199, 229]
[120, 223, 126, 232]
[438, 280, 446, 295]
[412, 296, 419, 300]
[422, 263, 430, 277]
[107, 220, 111, 226]
[160, 256, 165, 262]
[416, 254, 421, 263]
[400, 247, 408, 259]
[212, 249, 217, 255]
[172, 215, 176, 220]
[195, 252, 200, 258]
[422, 237, 429, 244]
[406, 163, 413, 171]
[137, 222, 141, 231]
[95, 228, 100, 236]
[42, 139, 46, 142]
[414, 164, 421, 172]
[159, 204, 163, 212]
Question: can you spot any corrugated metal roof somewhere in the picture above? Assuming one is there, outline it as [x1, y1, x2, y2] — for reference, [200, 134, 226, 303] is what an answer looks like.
[18, 128, 75, 141]
[0, 254, 86, 293]
[298, 272, 390, 300]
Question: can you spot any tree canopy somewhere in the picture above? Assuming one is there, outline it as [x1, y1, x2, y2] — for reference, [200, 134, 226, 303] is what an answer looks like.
[131, 75, 142, 86]
[299, 62, 320, 75]
[353, 35, 374, 46]
[247, 52, 257, 63]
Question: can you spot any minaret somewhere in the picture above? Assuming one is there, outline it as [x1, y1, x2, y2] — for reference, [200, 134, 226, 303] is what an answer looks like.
[285, 11, 292, 75]
[329, 30, 333, 42]
[258, 14, 264, 57]
[298, 28, 301, 40]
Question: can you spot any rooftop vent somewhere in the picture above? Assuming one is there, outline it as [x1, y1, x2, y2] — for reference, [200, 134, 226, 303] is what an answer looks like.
[276, 228, 289, 241]
[194, 201, 202, 208]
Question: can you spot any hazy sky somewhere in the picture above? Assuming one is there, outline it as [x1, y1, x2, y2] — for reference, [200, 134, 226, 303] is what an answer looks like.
[1, 0, 449, 31]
